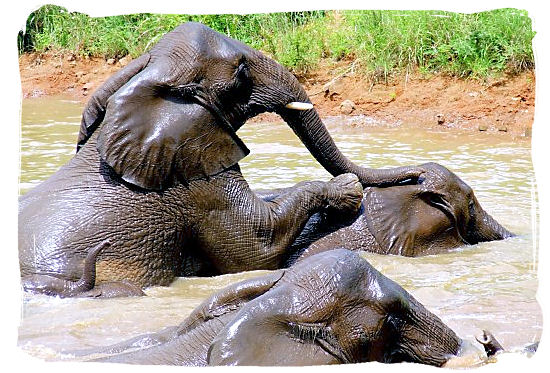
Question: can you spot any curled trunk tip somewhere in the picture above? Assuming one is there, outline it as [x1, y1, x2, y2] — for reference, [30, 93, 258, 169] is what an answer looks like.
[475, 330, 504, 357]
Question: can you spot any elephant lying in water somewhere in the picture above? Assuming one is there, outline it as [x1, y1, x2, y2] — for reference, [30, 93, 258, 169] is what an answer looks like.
[80, 250, 468, 367]
[257, 162, 514, 264]
[21, 160, 513, 297]
[20, 22, 425, 295]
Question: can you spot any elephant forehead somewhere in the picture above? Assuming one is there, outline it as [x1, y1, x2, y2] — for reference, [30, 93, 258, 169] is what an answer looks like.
[285, 249, 365, 279]
[421, 162, 470, 193]
[167, 22, 253, 61]
[283, 250, 397, 302]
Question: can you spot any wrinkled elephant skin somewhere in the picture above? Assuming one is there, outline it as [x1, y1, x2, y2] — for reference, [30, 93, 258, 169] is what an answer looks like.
[19, 22, 427, 295]
[265, 162, 514, 263]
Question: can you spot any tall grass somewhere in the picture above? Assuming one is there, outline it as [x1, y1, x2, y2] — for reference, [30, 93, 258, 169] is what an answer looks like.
[18, 5, 534, 79]
[331, 9, 535, 77]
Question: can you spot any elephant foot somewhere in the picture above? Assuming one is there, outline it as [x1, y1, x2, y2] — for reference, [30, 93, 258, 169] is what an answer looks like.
[325, 173, 364, 213]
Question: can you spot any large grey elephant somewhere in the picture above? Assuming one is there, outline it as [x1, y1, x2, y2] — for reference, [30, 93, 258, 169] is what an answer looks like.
[19, 22, 423, 294]
[258, 162, 514, 264]
[21, 162, 513, 297]
[79, 250, 467, 366]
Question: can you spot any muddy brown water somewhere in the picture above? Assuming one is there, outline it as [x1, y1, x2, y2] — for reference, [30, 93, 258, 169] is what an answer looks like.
[18, 96, 541, 365]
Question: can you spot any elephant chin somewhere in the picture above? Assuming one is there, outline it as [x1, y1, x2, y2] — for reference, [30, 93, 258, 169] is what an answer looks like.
[442, 340, 488, 368]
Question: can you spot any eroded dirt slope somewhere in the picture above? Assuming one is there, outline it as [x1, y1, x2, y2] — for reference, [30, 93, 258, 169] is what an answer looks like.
[19, 53, 535, 137]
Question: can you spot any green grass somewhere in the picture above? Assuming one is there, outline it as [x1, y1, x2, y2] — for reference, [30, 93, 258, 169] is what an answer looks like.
[18, 6, 535, 79]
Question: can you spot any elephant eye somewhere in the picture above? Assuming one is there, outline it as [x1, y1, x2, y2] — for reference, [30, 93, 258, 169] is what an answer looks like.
[225, 60, 252, 103]
[288, 321, 330, 341]
[235, 60, 250, 81]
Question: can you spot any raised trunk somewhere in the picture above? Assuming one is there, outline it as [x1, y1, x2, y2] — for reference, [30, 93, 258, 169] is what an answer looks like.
[277, 86, 422, 187]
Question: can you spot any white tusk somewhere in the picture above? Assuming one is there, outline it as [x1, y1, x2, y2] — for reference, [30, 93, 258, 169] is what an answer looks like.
[285, 102, 314, 110]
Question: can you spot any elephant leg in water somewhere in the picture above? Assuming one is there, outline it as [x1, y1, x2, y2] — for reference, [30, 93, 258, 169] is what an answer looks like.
[256, 162, 514, 263]
[182, 171, 364, 274]
[80, 250, 469, 367]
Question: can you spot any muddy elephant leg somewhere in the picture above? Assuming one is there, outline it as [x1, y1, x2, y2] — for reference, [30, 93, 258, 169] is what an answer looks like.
[254, 187, 295, 202]
[190, 172, 363, 273]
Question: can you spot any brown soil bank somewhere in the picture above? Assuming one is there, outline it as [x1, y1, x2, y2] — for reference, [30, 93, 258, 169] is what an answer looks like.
[19, 53, 535, 138]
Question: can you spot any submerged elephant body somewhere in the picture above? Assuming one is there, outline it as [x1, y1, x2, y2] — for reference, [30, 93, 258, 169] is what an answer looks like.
[84, 250, 463, 367]
[19, 127, 364, 287]
[263, 162, 513, 264]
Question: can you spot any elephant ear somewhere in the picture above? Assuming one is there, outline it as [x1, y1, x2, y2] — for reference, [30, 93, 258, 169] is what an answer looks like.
[77, 54, 151, 151]
[96, 65, 249, 190]
[365, 185, 461, 256]
[207, 287, 343, 366]
[174, 270, 284, 336]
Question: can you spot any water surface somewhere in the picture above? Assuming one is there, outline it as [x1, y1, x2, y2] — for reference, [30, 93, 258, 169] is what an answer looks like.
[18, 97, 541, 364]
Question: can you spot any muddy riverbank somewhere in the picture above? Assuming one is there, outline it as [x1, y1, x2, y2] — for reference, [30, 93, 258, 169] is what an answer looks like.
[19, 52, 535, 137]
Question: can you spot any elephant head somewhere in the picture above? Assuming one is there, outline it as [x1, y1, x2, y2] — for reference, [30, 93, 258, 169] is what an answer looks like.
[77, 22, 421, 190]
[365, 162, 514, 256]
[206, 249, 462, 366]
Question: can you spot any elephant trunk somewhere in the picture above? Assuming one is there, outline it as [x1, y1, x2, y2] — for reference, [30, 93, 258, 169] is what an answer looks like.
[476, 330, 505, 357]
[276, 84, 421, 187]
[473, 210, 515, 243]
[398, 298, 463, 366]
[248, 55, 421, 187]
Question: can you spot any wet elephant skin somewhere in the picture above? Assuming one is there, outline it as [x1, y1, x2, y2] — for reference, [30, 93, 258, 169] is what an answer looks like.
[19, 22, 428, 295]
[82, 249, 462, 367]
[257, 162, 514, 264]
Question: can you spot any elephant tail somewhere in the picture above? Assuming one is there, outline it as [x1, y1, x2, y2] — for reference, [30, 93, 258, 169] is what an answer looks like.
[70, 241, 111, 294]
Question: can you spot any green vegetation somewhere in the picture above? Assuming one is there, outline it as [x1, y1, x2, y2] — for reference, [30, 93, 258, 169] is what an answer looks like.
[18, 6, 535, 79]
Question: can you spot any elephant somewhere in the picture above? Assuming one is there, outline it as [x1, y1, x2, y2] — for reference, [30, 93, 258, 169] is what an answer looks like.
[256, 162, 514, 263]
[22, 241, 145, 298]
[19, 22, 424, 294]
[78, 249, 468, 367]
